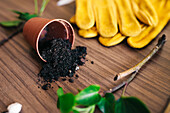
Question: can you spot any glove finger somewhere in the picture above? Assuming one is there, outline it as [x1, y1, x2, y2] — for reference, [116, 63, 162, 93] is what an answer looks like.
[78, 27, 98, 38]
[127, 13, 169, 48]
[93, 0, 118, 37]
[75, 0, 95, 29]
[150, 0, 167, 13]
[70, 15, 76, 24]
[99, 33, 126, 47]
[115, 0, 141, 36]
[131, 0, 158, 26]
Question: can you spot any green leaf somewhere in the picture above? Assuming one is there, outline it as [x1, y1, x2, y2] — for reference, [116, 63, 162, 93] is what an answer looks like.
[73, 110, 80, 113]
[57, 88, 64, 97]
[73, 105, 95, 113]
[57, 98, 60, 109]
[19, 13, 38, 21]
[39, 0, 50, 16]
[75, 85, 101, 106]
[72, 110, 79, 113]
[12, 10, 23, 15]
[12, 10, 38, 21]
[59, 93, 75, 113]
[0, 20, 22, 27]
[115, 96, 150, 113]
[57, 88, 64, 109]
[97, 93, 115, 113]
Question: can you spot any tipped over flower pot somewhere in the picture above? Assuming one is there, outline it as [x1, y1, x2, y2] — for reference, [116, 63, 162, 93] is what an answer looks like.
[23, 17, 75, 62]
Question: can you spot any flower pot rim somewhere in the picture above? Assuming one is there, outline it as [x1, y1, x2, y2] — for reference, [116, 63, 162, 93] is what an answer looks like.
[35, 18, 75, 62]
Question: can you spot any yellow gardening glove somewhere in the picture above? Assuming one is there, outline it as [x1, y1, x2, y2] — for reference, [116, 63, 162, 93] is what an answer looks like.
[99, 0, 168, 47]
[127, 0, 170, 48]
[99, 0, 158, 47]
[72, 0, 137, 45]
[71, 0, 169, 48]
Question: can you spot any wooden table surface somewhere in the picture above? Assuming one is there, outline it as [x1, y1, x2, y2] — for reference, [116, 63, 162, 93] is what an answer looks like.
[0, 0, 169, 113]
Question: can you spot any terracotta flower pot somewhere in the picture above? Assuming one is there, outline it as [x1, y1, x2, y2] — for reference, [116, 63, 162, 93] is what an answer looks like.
[23, 17, 75, 62]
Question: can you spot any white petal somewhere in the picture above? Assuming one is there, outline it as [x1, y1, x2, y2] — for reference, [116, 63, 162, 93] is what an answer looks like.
[57, 0, 75, 6]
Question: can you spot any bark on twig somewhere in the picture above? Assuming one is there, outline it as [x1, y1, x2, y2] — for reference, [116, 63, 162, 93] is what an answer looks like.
[104, 34, 166, 94]
[114, 34, 166, 81]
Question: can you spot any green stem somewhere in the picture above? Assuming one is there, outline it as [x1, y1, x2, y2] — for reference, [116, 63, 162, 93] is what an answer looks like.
[34, 0, 38, 14]
[122, 83, 128, 96]
[39, 0, 50, 16]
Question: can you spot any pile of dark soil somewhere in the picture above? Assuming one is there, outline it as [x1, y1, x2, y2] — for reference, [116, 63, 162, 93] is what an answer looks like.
[38, 38, 87, 90]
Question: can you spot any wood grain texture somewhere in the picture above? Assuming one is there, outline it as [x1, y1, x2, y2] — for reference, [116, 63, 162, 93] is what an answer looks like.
[0, 0, 169, 113]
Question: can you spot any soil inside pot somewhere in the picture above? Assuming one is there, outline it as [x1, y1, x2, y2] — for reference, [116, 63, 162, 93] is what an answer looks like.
[38, 38, 87, 90]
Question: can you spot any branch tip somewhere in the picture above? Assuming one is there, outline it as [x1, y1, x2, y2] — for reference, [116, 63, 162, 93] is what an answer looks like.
[114, 75, 118, 81]
[156, 34, 166, 47]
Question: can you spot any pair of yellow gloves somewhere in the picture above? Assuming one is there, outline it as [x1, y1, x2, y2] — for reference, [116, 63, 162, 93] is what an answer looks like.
[70, 0, 170, 48]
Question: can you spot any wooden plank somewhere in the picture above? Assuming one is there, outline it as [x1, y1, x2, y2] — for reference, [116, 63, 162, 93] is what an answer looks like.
[0, 0, 169, 113]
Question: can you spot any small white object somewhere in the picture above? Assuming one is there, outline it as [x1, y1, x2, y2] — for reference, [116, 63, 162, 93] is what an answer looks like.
[69, 70, 72, 73]
[75, 66, 79, 71]
[7, 102, 22, 113]
[57, 0, 75, 6]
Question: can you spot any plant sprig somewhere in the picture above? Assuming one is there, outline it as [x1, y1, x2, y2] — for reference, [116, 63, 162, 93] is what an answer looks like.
[57, 85, 150, 113]
[0, 0, 50, 46]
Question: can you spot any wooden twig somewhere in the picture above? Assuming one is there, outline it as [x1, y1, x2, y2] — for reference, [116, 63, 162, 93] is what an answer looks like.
[114, 34, 166, 81]
[104, 71, 138, 94]
[103, 34, 166, 94]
